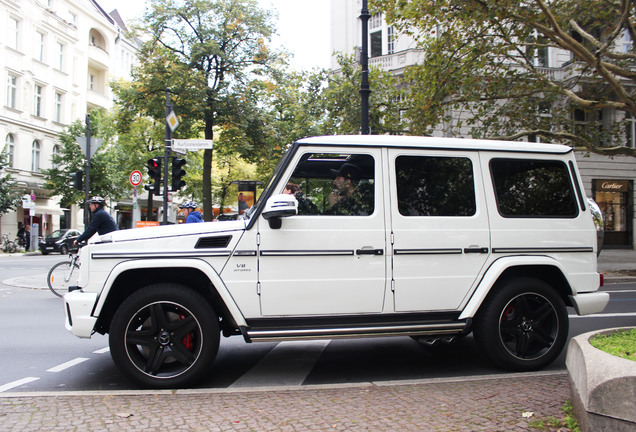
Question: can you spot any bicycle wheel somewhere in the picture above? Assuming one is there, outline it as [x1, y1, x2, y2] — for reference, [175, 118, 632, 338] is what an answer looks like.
[47, 261, 80, 298]
[5, 241, 16, 253]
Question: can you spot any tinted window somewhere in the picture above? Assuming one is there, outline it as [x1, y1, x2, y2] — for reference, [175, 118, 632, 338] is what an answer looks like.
[288, 153, 375, 216]
[490, 158, 578, 217]
[396, 156, 476, 216]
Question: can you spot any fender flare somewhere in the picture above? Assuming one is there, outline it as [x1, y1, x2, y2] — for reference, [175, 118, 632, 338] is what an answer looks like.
[94, 258, 247, 327]
[458, 255, 569, 320]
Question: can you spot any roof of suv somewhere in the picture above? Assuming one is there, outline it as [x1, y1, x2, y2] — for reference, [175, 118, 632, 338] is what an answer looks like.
[296, 135, 573, 154]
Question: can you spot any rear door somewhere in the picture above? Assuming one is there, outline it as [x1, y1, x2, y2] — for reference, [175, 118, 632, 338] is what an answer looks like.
[388, 149, 491, 312]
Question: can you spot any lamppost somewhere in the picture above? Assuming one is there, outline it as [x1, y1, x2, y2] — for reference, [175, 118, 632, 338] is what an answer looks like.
[360, 0, 371, 135]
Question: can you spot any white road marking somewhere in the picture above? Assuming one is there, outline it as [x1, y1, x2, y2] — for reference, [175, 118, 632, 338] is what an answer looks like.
[47, 357, 90, 373]
[0, 377, 39, 393]
[569, 312, 636, 318]
[93, 347, 110, 354]
[230, 340, 331, 388]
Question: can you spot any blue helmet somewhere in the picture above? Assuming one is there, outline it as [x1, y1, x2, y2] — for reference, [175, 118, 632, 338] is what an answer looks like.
[179, 200, 197, 209]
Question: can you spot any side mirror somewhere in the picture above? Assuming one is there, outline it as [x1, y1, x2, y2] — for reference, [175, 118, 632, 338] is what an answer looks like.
[262, 194, 298, 229]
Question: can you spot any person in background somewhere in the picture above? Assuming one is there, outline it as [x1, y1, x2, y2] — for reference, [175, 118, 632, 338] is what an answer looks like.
[74, 196, 118, 245]
[238, 193, 249, 215]
[180, 201, 203, 223]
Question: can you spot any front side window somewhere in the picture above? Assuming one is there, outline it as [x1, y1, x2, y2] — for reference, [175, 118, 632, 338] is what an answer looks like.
[287, 153, 375, 216]
[491, 158, 578, 218]
[396, 155, 476, 217]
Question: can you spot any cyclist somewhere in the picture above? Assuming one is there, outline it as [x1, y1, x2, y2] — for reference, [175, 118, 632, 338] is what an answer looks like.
[74, 196, 118, 245]
[180, 201, 203, 223]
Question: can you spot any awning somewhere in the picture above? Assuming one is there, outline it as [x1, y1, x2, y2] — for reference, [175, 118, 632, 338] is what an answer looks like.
[33, 206, 66, 216]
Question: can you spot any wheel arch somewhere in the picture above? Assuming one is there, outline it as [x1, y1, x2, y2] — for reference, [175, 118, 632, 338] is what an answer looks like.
[93, 259, 246, 335]
[459, 256, 572, 320]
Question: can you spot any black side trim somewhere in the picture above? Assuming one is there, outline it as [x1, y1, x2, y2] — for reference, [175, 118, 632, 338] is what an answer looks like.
[394, 248, 462, 255]
[195, 235, 232, 249]
[260, 250, 354, 257]
[491, 247, 594, 253]
[91, 251, 231, 259]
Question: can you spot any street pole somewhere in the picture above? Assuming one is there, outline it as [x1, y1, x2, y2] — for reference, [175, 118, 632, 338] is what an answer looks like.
[163, 89, 172, 225]
[84, 114, 91, 227]
[360, 0, 371, 135]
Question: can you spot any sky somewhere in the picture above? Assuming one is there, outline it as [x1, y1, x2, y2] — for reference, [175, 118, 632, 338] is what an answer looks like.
[101, 0, 332, 70]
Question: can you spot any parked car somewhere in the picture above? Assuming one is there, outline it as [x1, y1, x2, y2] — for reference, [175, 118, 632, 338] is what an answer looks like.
[64, 135, 609, 389]
[39, 229, 81, 255]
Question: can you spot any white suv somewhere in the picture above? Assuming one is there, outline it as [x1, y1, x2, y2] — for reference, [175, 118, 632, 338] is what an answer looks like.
[64, 135, 609, 388]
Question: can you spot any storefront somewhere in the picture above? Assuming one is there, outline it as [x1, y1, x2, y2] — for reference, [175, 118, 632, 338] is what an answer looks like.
[593, 179, 633, 248]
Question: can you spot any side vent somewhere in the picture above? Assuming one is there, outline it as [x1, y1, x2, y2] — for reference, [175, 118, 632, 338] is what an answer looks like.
[195, 235, 232, 249]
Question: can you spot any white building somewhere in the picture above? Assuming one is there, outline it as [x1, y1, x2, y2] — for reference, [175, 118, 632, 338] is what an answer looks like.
[330, 0, 636, 249]
[1, 0, 138, 240]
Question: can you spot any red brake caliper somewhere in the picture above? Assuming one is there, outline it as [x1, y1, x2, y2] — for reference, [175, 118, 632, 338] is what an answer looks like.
[179, 313, 194, 350]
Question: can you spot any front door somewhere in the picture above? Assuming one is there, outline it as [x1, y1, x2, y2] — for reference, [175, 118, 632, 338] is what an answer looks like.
[388, 149, 491, 312]
[257, 148, 387, 316]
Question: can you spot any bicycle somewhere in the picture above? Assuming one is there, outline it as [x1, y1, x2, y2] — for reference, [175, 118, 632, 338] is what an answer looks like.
[2, 233, 17, 253]
[47, 251, 81, 298]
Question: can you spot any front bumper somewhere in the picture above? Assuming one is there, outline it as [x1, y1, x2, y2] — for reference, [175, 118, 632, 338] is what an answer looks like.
[569, 291, 610, 315]
[64, 291, 98, 338]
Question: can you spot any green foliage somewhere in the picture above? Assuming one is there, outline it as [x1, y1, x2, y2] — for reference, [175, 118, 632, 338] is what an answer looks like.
[0, 152, 21, 215]
[590, 328, 636, 361]
[373, 0, 636, 155]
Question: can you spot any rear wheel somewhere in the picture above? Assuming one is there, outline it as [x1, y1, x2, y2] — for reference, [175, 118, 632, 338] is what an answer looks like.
[60, 244, 69, 255]
[109, 284, 220, 389]
[473, 277, 568, 371]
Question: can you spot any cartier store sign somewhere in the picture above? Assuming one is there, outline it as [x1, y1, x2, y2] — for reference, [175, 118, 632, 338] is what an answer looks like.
[595, 179, 629, 192]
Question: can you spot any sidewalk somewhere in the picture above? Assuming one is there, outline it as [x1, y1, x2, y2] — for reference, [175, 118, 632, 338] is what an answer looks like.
[1, 372, 571, 432]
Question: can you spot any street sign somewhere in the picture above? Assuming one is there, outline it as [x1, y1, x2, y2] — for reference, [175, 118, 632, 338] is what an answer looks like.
[172, 139, 214, 151]
[166, 111, 179, 132]
[130, 170, 143, 186]
[76, 137, 103, 158]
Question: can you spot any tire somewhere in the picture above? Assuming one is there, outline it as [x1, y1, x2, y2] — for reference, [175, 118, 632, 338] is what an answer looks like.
[109, 284, 220, 389]
[60, 244, 69, 255]
[472, 277, 568, 371]
[5, 241, 16, 253]
[47, 261, 80, 297]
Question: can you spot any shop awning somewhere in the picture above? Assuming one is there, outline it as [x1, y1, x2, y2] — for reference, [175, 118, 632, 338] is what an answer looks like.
[33, 205, 66, 216]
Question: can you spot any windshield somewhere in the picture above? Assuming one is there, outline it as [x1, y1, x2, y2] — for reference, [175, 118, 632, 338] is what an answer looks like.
[48, 230, 64, 239]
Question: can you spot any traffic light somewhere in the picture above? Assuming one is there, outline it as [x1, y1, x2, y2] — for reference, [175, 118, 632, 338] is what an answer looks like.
[71, 170, 83, 190]
[145, 157, 162, 194]
[171, 157, 186, 191]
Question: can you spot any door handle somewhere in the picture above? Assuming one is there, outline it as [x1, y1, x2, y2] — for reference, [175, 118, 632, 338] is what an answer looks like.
[356, 248, 384, 255]
[464, 247, 489, 254]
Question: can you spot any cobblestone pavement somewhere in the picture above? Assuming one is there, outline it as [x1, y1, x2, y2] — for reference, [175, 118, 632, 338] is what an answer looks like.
[0, 372, 570, 432]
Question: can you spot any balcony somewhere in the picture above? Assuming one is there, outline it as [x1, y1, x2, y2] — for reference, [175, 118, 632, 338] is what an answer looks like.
[369, 49, 426, 72]
[87, 44, 110, 70]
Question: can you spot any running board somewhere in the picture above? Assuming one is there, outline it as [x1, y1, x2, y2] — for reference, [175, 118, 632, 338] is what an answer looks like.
[243, 321, 468, 343]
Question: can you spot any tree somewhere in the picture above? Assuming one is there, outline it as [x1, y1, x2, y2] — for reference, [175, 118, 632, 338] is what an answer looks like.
[113, 0, 277, 220]
[374, 0, 636, 155]
[0, 152, 21, 219]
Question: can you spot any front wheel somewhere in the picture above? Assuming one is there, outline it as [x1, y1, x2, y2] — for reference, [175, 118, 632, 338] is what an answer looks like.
[4, 241, 16, 253]
[109, 284, 220, 389]
[473, 277, 568, 371]
[47, 261, 79, 297]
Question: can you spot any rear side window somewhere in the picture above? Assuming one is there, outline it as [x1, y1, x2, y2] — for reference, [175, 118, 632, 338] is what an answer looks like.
[490, 158, 578, 218]
[396, 155, 476, 216]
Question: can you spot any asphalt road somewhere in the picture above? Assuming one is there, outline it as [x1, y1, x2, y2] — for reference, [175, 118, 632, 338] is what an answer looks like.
[1, 254, 634, 393]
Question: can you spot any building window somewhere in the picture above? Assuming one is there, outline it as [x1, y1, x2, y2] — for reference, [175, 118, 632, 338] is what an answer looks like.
[52, 144, 60, 169]
[387, 26, 395, 54]
[4, 134, 15, 167]
[370, 13, 382, 30]
[370, 30, 382, 58]
[32, 140, 41, 172]
[57, 42, 64, 70]
[8, 17, 19, 51]
[55, 92, 63, 123]
[526, 31, 549, 67]
[7, 74, 17, 109]
[34, 85, 43, 117]
[36, 31, 46, 62]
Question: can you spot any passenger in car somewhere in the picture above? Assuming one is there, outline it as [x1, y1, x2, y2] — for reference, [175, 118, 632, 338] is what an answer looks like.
[327, 163, 372, 216]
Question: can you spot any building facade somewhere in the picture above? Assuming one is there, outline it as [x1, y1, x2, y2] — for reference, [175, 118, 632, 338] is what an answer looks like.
[331, 0, 636, 249]
[1, 0, 138, 241]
